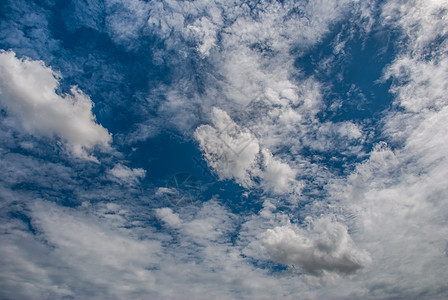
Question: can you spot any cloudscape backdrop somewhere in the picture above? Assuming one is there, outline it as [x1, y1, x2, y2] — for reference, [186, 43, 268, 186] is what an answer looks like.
[1, 0, 448, 299]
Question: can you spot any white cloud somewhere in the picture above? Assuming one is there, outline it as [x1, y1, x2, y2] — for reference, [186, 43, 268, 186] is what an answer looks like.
[155, 207, 181, 227]
[383, 55, 448, 115]
[0, 50, 111, 161]
[328, 136, 448, 296]
[156, 201, 239, 245]
[194, 107, 304, 195]
[105, 0, 151, 49]
[316, 1, 448, 296]
[261, 218, 371, 276]
[147, 1, 186, 41]
[0, 200, 162, 299]
[140, 0, 354, 138]
[259, 149, 301, 195]
[181, 200, 237, 243]
[108, 163, 146, 186]
[2, 199, 289, 299]
[187, 17, 218, 57]
[301, 121, 364, 153]
[194, 107, 260, 188]
[382, 0, 448, 56]
[155, 187, 177, 197]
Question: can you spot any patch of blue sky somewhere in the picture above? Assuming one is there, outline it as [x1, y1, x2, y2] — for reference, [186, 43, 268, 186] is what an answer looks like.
[132, 132, 262, 214]
[292, 17, 400, 175]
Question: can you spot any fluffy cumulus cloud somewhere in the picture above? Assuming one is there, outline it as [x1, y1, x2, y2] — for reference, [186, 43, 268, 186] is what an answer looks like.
[262, 218, 371, 276]
[1, 0, 448, 299]
[0, 50, 111, 160]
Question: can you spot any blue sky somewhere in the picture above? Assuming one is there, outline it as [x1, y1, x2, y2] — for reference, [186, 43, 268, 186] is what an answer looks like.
[1, 0, 448, 299]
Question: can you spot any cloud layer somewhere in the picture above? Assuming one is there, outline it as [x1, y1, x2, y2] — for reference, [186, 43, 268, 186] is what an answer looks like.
[0, 0, 448, 299]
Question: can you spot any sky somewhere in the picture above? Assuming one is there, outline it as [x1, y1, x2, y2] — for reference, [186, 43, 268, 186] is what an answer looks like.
[0, 0, 448, 299]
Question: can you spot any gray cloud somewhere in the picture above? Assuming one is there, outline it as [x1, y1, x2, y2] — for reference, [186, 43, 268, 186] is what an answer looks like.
[262, 218, 371, 276]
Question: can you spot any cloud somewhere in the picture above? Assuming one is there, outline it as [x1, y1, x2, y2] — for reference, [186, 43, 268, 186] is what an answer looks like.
[328, 137, 448, 296]
[187, 17, 218, 57]
[383, 53, 448, 114]
[0, 200, 162, 299]
[2, 0, 448, 299]
[316, 1, 448, 295]
[108, 163, 146, 186]
[0, 50, 111, 161]
[155, 207, 181, 227]
[382, 0, 448, 56]
[259, 149, 301, 195]
[181, 200, 238, 243]
[2, 198, 288, 299]
[194, 107, 260, 188]
[139, 0, 355, 136]
[105, 0, 151, 49]
[262, 218, 371, 276]
[194, 107, 305, 196]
